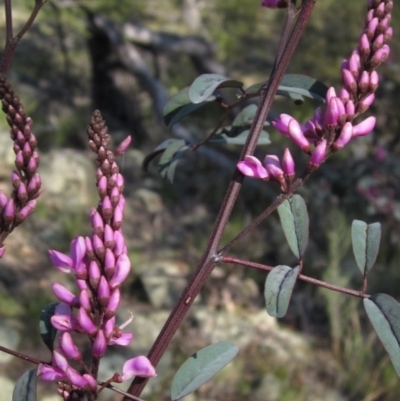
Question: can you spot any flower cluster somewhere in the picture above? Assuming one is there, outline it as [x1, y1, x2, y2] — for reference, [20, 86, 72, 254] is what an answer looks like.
[240, 0, 392, 185]
[38, 111, 155, 400]
[0, 75, 42, 257]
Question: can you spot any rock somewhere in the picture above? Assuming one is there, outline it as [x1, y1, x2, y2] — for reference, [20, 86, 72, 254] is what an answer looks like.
[0, 319, 21, 364]
[0, 376, 15, 401]
[39, 149, 96, 209]
[138, 261, 190, 308]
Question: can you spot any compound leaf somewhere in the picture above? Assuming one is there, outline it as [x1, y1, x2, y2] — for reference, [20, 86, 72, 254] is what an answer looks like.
[171, 342, 238, 400]
[12, 368, 38, 401]
[277, 195, 309, 259]
[163, 87, 213, 128]
[352, 220, 381, 277]
[158, 139, 189, 182]
[364, 294, 400, 376]
[189, 74, 243, 104]
[265, 265, 299, 318]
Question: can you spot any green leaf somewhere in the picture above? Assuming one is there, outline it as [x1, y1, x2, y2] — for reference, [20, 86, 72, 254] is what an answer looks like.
[171, 342, 238, 400]
[39, 302, 59, 352]
[265, 265, 299, 318]
[209, 130, 270, 145]
[245, 74, 328, 103]
[278, 74, 328, 102]
[158, 139, 189, 182]
[12, 368, 38, 401]
[277, 195, 309, 259]
[189, 74, 243, 104]
[364, 294, 400, 376]
[231, 104, 259, 127]
[351, 220, 381, 277]
[163, 87, 214, 128]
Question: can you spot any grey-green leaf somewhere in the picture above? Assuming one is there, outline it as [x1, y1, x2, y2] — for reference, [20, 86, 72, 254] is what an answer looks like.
[163, 87, 214, 128]
[265, 265, 299, 318]
[12, 368, 38, 401]
[39, 302, 59, 352]
[245, 74, 328, 103]
[158, 139, 189, 182]
[277, 195, 309, 258]
[171, 342, 239, 400]
[351, 220, 381, 276]
[364, 294, 400, 376]
[189, 74, 243, 104]
[209, 130, 270, 145]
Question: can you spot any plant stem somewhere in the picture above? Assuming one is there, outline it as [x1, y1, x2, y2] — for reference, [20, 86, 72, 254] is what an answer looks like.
[223, 256, 369, 298]
[0, 345, 45, 365]
[124, 2, 317, 399]
[1, 0, 46, 74]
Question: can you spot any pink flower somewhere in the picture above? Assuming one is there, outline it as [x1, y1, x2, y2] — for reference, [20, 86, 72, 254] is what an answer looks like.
[117, 356, 156, 382]
[237, 156, 269, 180]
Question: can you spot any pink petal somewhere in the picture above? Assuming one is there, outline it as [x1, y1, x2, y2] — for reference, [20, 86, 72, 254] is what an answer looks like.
[39, 364, 66, 381]
[352, 116, 376, 137]
[237, 156, 269, 180]
[121, 356, 156, 381]
[48, 250, 73, 273]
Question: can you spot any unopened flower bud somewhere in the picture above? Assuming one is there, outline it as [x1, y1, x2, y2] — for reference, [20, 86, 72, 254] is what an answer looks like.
[352, 116, 376, 137]
[105, 289, 121, 319]
[3, 198, 16, 224]
[332, 122, 353, 151]
[282, 148, 295, 177]
[52, 283, 79, 307]
[288, 119, 310, 152]
[308, 139, 327, 170]
[89, 261, 101, 289]
[60, 332, 82, 361]
[15, 200, 36, 224]
[93, 330, 107, 358]
[90, 208, 104, 235]
[109, 254, 131, 289]
[115, 136, 132, 156]
[98, 276, 111, 306]
[77, 307, 97, 336]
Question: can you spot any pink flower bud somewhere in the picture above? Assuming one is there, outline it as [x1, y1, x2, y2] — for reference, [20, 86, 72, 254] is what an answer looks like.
[345, 100, 355, 120]
[370, 44, 390, 68]
[109, 254, 131, 289]
[98, 276, 111, 306]
[359, 33, 371, 60]
[115, 135, 132, 156]
[17, 183, 28, 203]
[85, 236, 95, 259]
[288, 119, 310, 152]
[282, 148, 295, 176]
[110, 186, 120, 207]
[60, 332, 82, 361]
[53, 348, 69, 371]
[101, 196, 113, 221]
[83, 374, 97, 391]
[352, 116, 376, 137]
[15, 150, 24, 170]
[333, 122, 353, 151]
[114, 231, 125, 257]
[357, 93, 375, 114]
[77, 307, 97, 336]
[367, 18, 379, 40]
[90, 208, 104, 235]
[3, 198, 15, 224]
[263, 155, 283, 179]
[358, 71, 370, 93]
[112, 206, 123, 230]
[93, 330, 107, 358]
[341, 69, 357, 94]
[348, 53, 361, 77]
[0, 191, 8, 209]
[271, 114, 293, 137]
[66, 367, 88, 388]
[52, 283, 80, 307]
[104, 224, 115, 249]
[97, 176, 107, 199]
[369, 71, 379, 92]
[89, 261, 101, 289]
[237, 156, 269, 180]
[105, 289, 121, 319]
[384, 27, 393, 43]
[79, 289, 92, 312]
[104, 248, 116, 278]
[309, 139, 327, 168]
[92, 234, 105, 259]
[11, 171, 21, 188]
[15, 200, 36, 224]
[339, 88, 350, 102]
[325, 87, 337, 103]
[372, 33, 384, 52]
[118, 356, 156, 382]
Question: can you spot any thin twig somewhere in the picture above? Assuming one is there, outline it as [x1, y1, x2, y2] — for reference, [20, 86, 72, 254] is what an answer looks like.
[0, 345, 46, 365]
[223, 256, 369, 298]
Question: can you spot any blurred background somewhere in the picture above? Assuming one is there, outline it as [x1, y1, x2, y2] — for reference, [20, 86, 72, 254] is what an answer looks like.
[0, 0, 400, 400]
